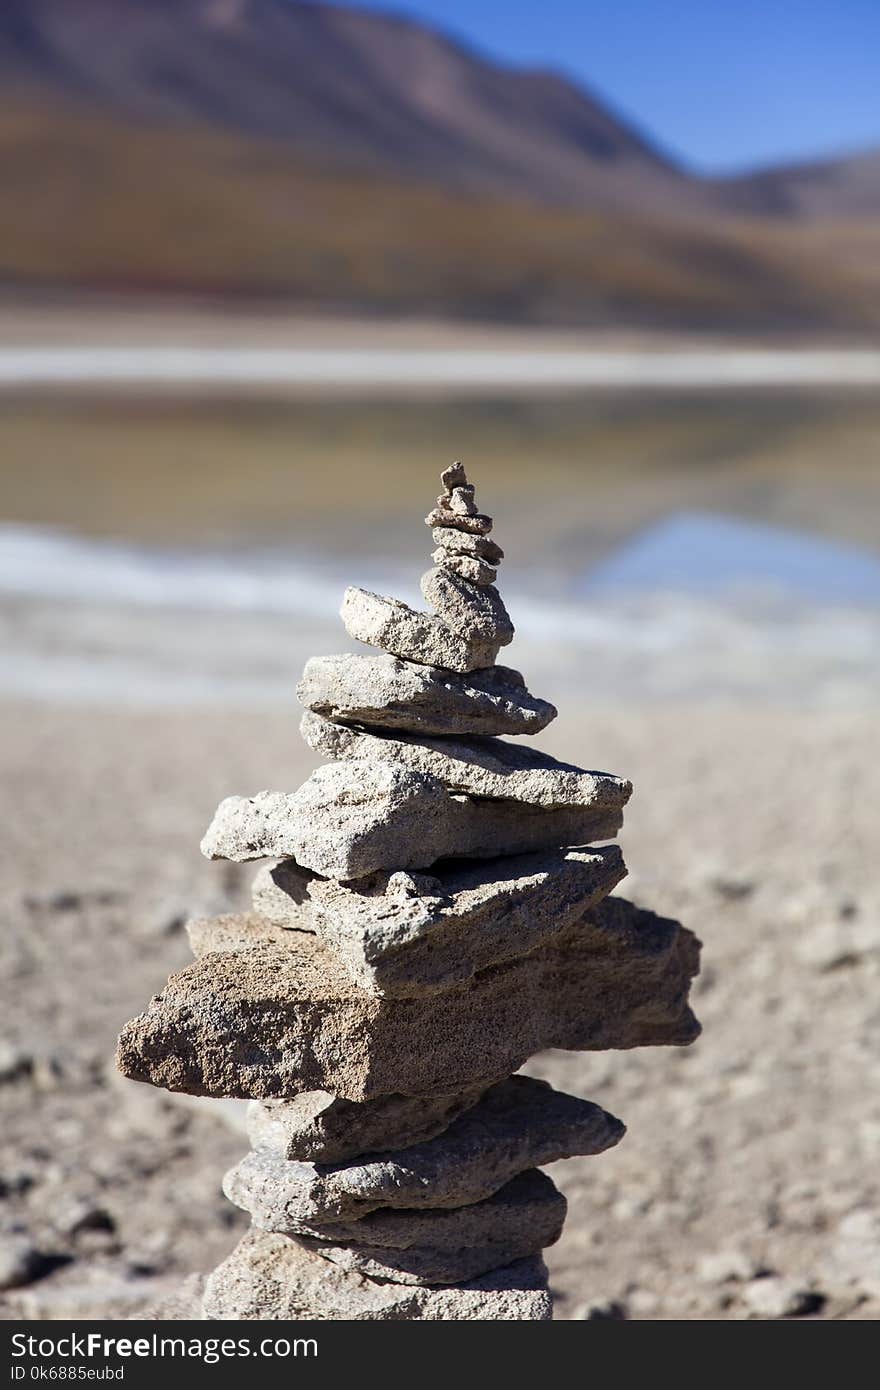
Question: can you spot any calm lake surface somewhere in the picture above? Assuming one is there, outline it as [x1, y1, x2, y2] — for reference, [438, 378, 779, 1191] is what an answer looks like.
[2, 387, 878, 707]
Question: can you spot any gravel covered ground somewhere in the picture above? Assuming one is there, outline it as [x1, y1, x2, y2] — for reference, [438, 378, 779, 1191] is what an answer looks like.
[1, 696, 876, 1320]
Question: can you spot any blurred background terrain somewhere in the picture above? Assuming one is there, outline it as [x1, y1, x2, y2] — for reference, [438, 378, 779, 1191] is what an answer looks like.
[1, 0, 880, 326]
[0, 0, 878, 1322]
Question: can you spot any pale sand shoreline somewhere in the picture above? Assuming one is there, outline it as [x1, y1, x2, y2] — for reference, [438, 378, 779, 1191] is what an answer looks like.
[2, 346, 880, 393]
[1, 304, 878, 392]
[1, 697, 877, 1319]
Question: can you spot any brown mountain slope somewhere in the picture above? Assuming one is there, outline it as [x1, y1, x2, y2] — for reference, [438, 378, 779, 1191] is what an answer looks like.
[2, 97, 878, 330]
[0, 0, 877, 328]
[719, 149, 880, 221]
[0, 0, 710, 217]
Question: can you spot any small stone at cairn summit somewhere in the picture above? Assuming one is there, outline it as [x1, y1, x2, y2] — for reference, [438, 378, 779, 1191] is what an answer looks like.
[117, 462, 701, 1321]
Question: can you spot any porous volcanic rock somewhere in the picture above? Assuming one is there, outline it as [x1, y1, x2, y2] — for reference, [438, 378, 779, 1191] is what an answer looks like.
[301, 710, 632, 809]
[201, 765, 623, 881]
[291, 1169, 566, 1286]
[116, 897, 700, 1102]
[341, 586, 502, 672]
[202, 1231, 552, 1320]
[225, 1077, 622, 1225]
[246, 1084, 492, 1165]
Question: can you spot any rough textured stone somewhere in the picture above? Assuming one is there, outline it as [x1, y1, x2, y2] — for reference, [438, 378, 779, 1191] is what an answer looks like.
[188, 909, 295, 957]
[225, 1077, 622, 1228]
[440, 461, 468, 492]
[141, 1274, 207, 1321]
[250, 860, 316, 931]
[202, 846, 623, 998]
[203, 1230, 552, 1320]
[201, 764, 623, 881]
[247, 1085, 491, 1164]
[115, 897, 701, 1102]
[341, 586, 502, 672]
[425, 508, 492, 535]
[421, 566, 513, 647]
[447, 485, 478, 516]
[741, 1276, 822, 1319]
[431, 528, 504, 564]
[297, 653, 556, 737]
[301, 710, 632, 809]
[303, 845, 627, 996]
[293, 1169, 565, 1286]
[0, 1236, 45, 1291]
[432, 550, 497, 585]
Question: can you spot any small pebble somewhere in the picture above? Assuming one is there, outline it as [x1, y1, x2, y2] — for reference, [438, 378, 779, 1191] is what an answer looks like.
[0, 1235, 46, 1291]
[0, 1042, 33, 1085]
[697, 1249, 756, 1284]
[574, 1298, 628, 1320]
[741, 1276, 825, 1318]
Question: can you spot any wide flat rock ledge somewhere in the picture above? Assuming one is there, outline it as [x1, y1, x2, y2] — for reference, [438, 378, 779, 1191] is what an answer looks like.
[202, 1231, 553, 1320]
[116, 897, 701, 1102]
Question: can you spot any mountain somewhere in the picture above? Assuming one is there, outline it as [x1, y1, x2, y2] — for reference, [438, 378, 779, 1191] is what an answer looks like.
[719, 148, 880, 221]
[0, 0, 709, 216]
[0, 0, 877, 329]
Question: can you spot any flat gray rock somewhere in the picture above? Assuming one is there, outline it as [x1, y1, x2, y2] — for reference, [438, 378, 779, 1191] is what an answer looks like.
[203, 1230, 552, 1320]
[341, 586, 502, 672]
[302, 710, 632, 809]
[432, 551, 497, 585]
[440, 461, 468, 491]
[303, 845, 627, 996]
[445, 484, 478, 516]
[188, 910, 298, 957]
[226, 1076, 623, 1226]
[116, 896, 701, 1102]
[206, 847, 622, 996]
[425, 507, 492, 535]
[420, 567, 514, 650]
[250, 860, 316, 931]
[297, 653, 556, 737]
[247, 1085, 491, 1164]
[293, 1169, 565, 1286]
[201, 763, 623, 881]
[431, 528, 504, 565]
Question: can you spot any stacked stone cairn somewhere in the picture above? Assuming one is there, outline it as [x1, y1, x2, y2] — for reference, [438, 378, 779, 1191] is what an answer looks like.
[117, 463, 701, 1321]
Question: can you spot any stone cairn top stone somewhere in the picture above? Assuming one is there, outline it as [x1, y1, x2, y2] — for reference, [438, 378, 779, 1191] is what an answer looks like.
[117, 464, 700, 1321]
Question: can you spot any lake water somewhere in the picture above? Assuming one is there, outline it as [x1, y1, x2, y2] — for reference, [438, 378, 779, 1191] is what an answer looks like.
[2, 386, 879, 707]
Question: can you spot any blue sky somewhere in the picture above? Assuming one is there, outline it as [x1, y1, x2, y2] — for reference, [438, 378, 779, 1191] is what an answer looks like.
[327, 1, 880, 173]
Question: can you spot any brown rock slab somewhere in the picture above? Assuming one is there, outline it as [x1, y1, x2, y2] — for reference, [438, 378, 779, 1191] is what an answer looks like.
[297, 653, 556, 736]
[115, 896, 701, 1102]
[225, 1076, 623, 1226]
[187, 910, 295, 957]
[202, 1230, 552, 1320]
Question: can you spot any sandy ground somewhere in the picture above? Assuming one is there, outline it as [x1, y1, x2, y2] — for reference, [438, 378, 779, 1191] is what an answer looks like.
[2, 302, 879, 393]
[0, 298, 856, 349]
[4, 346, 880, 393]
[0, 696, 877, 1321]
